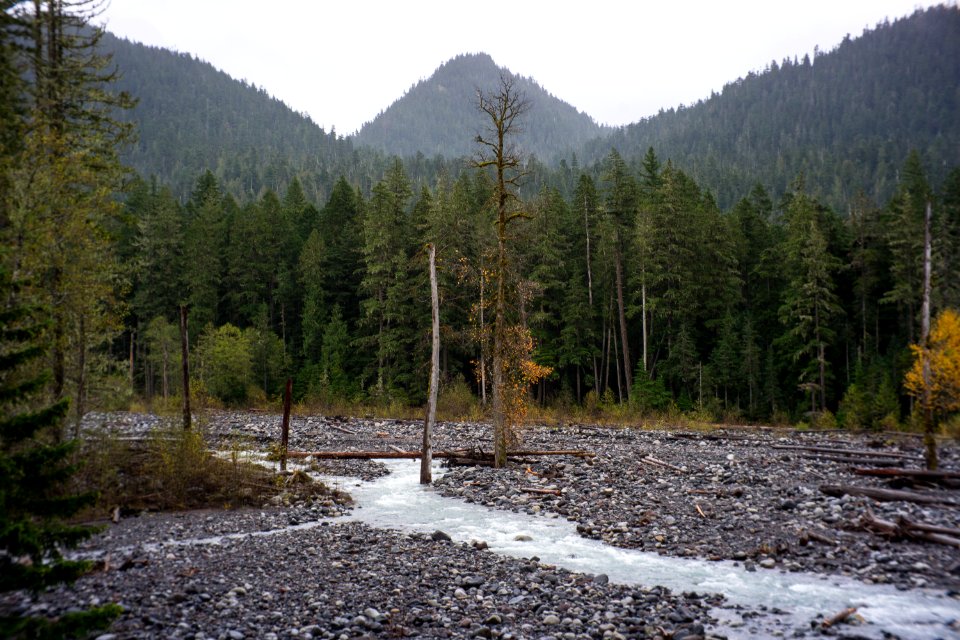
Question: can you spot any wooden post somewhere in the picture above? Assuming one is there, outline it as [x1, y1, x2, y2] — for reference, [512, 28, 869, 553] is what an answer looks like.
[179, 304, 191, 430]
[422, 244, 439, 484]
[281, 377, 292, 473]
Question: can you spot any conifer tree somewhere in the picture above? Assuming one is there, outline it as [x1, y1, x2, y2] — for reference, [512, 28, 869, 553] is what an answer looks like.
[0, 268, 121, 637]
[778, 187, 843, 413]
[182, 171, 226, 331]
[6, 0, 134, 432]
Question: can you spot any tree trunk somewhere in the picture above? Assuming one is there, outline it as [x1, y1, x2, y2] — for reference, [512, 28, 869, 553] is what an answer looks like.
[422, 244, 439, 484]
[641, 277, 648, 375]
[614, 245, 632, 398]
[280, 378, 291, 473]
[180, 305, 192, 430]
[921, 201, 937, 470]
[479, 261, 487, 407]
[493, 230, 507, 468]
[73, 315, 86, 438]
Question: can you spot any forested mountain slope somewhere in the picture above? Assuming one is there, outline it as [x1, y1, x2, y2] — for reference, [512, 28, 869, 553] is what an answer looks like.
[353, 53, 612, 161]
[581, 5, 960, 209]
[103, 33, 385, 202]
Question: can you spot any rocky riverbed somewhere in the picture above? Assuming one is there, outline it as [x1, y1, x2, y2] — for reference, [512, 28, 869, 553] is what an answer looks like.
[5, 411, 960, 639]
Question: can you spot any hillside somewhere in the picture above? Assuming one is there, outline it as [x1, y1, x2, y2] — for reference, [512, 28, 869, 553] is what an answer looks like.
[580, 5, 960, 209]
[102, 6, 959, 209]
[353, 53, 612, 161]
[102, 32, 384, 202]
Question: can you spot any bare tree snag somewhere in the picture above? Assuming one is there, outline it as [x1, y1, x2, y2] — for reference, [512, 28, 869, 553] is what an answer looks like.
[921, 201, 936, 469]
[280, 377, 292, 472]
[474, 74, 531, 468]
[422, 243, 439, 485]
[179, 304, 191, 430]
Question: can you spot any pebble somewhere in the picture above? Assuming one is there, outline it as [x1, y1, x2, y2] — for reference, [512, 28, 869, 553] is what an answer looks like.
[28, 410, 957, 640]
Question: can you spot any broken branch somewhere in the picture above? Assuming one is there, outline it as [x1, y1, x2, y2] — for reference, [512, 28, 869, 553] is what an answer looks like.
[821, 607, 857, 629]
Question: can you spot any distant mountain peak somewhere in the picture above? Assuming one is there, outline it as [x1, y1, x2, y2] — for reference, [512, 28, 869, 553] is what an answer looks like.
[353, 53, 611, 160]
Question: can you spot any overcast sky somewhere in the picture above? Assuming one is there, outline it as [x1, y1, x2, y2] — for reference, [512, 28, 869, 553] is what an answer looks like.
[95, 0, 946, 135]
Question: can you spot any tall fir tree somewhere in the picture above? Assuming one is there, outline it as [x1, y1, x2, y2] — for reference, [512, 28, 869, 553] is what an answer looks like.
[0, 268, 121, 637]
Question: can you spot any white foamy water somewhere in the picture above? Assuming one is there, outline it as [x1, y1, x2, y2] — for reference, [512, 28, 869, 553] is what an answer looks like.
[333, 459, 960, 639]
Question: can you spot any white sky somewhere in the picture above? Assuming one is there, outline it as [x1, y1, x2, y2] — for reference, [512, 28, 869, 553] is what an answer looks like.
[95, 0, 947, 135]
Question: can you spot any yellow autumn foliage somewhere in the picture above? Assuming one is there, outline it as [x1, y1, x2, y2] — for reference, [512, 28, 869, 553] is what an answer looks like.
[499, 325, 552, 448]
[904, 308, 960, 416]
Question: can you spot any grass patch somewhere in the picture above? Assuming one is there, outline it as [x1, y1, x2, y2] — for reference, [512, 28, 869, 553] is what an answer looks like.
[73, 425, 350, 519]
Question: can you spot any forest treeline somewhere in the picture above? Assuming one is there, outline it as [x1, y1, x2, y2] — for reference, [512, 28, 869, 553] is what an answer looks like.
[124, 147, 960, 428]
[3, 0, 959, 435]
[580, 5, 960, 211]
[103, 7, 960, 215]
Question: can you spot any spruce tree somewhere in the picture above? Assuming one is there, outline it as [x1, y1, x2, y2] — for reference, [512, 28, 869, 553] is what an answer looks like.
[0, 269, 121, 637]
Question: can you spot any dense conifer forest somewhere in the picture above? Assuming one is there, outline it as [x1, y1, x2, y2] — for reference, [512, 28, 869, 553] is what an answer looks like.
[5, 3, 960, 432]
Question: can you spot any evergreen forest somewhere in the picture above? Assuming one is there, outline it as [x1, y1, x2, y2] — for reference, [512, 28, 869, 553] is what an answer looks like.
[5, 2, 960, 435]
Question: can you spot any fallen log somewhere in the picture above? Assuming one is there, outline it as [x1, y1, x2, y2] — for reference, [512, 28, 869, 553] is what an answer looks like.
[859, 511, 960, 548]
[821, 607, 858, 629]
[285, 449, 594, 460]
[329, 424, 358, 435]
[521, 487, 562, 496]
[799, 529, 836, 546]
[820, 484, 959, 506]
[773, 445, 918, 459]
[387, 444, 408, 454]
[803, 455, 909, 467]
[854, 467, 960, 482]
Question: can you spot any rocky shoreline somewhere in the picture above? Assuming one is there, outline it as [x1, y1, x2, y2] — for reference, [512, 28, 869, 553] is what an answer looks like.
[4, 411, 960, 639]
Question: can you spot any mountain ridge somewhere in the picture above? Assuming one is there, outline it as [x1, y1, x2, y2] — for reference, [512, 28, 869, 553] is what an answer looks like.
[352, 52, 613, 161]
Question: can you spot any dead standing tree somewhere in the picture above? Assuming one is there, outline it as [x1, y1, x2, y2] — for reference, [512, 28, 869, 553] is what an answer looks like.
[473, 74, 531, 468]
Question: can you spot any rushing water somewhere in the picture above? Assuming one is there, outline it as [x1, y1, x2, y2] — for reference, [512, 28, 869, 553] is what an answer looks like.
[325, 459, 960, 640]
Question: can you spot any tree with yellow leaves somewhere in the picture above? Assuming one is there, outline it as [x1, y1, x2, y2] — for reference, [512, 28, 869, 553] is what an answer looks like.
[904, 308, 960, 469]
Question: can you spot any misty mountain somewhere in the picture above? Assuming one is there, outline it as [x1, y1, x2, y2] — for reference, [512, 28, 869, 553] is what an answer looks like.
[353, 53, 613, 161]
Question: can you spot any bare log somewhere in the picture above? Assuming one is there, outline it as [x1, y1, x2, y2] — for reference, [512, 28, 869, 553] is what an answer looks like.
[898, 514, 960, 538]
[285, 449, 594, 461]
[388, 445, 408, 454]
[859, 511, 960, 548]
[820, 484, 959, 506]
[521, 487, 562, 496]
[854, 468, 960, 482]
[799, 529, 836, 546]
[804, 455, 910, 467]
[821, 607, 858, 629]
[773, 445, 917, 459]
[329, 424, 358, 435]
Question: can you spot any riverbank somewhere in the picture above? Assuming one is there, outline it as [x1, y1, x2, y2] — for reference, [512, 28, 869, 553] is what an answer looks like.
[4, 411, 959, 638]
